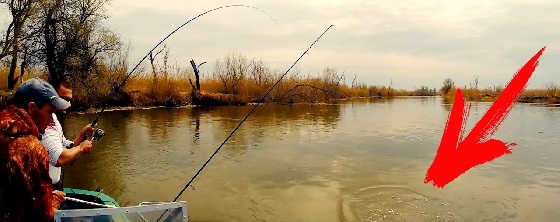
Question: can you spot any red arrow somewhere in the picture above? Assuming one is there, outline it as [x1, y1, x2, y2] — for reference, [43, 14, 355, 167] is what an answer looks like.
[425, 47, 546, 188]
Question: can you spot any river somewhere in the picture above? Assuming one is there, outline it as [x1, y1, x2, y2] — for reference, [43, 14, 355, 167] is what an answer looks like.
[62, 97, 560, 221]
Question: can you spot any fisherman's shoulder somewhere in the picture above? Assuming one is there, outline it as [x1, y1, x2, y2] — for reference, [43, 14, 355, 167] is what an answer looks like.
[9, 135, 50, 161]
[0, 105, 39, 139]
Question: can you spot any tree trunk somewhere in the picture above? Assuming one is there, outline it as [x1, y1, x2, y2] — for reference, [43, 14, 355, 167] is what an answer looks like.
[190, 59, 200, 91]
[8, 51, 18, 90]
[19, 53, 27, 84]
[44, 11, 65, 88]
[44, 19, 59, 86]
[7, 23, 20, 90]
[149, 52, 157, 78]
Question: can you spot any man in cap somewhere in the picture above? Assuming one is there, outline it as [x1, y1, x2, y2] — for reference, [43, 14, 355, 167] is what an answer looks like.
[13, 78, 94, 190]
[0, 78, 70, 221]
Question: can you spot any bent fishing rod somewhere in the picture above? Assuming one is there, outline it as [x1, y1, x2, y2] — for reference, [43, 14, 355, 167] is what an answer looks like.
[89, 4, 273, 129]
[171, 24, 335, 202]
[155, 24, 334, 222]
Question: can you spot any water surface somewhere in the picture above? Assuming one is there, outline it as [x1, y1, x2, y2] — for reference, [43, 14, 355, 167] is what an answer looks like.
[63, 97, 560, 221]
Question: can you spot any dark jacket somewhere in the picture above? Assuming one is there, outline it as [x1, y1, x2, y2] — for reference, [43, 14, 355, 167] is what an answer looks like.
[0, 105, 57, 222]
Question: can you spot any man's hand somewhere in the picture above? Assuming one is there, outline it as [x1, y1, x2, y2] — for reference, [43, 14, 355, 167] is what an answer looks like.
[56, 140, 94, 166]
[51, 190, 66, 209]
[79, 140, 93, 153]
[81, 124, 94, 137]
[75, 124, 93, 144]
[48, 190, 65, 219]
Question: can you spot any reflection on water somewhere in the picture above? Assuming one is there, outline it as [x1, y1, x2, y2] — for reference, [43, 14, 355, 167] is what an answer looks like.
[62, 97, 560, 221]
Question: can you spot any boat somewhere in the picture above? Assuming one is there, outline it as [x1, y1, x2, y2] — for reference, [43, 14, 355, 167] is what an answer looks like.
[62, 188, 120, 208]
[55, 188, 187, 222]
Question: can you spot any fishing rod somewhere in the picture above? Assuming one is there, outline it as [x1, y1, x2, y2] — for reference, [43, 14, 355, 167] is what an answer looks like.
[65, 197, 116, 208]
[89, 4, 274, 129]
[155, 24, 334, 222]
[171, 24, 335, 202]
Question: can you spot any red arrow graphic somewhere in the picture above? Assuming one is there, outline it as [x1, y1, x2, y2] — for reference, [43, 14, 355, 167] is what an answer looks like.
[425, 47, 546, 188]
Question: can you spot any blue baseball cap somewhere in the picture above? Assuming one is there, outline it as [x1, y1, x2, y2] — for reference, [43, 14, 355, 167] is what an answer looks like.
[14, 78, 71, 110]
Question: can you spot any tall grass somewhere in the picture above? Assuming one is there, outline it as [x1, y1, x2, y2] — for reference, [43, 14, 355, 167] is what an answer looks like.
[441, 84, 560, 104]
[0, 66, 45, 90]
[125, 63, 403, 106]
[187, 54, 403, 105]
[0, 53, 418, 109]
[126, 74, 190, 106]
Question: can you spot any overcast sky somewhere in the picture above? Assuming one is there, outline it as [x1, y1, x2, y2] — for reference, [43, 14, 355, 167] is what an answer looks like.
[3, 0, 559, 89]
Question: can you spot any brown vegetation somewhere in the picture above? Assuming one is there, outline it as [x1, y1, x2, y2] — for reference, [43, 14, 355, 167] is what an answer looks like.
[440, 77, 560, 104]
[0, 52, 407, 109]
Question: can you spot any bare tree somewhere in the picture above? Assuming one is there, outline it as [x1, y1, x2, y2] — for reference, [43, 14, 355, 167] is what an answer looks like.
[189, 59, 203, 91]
[249, 59, 269, 87]
[469, 75, 479, 89]
[1, 0, 37, 89]
[322, 67, 344, 98]
[148, 46, 165, 78]
[351, 74, 358, 88]
[35, 0, 120, 88]
[214, 53, 248, 94]
[441, 78, 455, 94]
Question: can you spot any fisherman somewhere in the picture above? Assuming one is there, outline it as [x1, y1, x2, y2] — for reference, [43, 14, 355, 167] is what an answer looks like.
[0, 81, 68, 221]
[28, 78, 95, 190]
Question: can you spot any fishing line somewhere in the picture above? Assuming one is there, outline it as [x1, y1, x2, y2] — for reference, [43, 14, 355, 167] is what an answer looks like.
[90, 4, 275, 127]
[155, 24, 334, 222]
[171, 24, 335, 202]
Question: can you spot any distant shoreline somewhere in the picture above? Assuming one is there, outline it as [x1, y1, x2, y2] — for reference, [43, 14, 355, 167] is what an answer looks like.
[2, 87, 558, 113]
[63, 95, 560, 115]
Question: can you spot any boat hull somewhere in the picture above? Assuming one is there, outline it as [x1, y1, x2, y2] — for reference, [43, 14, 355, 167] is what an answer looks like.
[63, 188, 120, 209]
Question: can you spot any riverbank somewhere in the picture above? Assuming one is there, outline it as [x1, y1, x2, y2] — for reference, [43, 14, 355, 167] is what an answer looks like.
[1, 52, 420, 110]
[441, 87, 560, 104]
[0, 78, 399, 111]
[3, 67, 558, 110]
[3, 84, 559, 112]
[1, 71, 406, 111]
